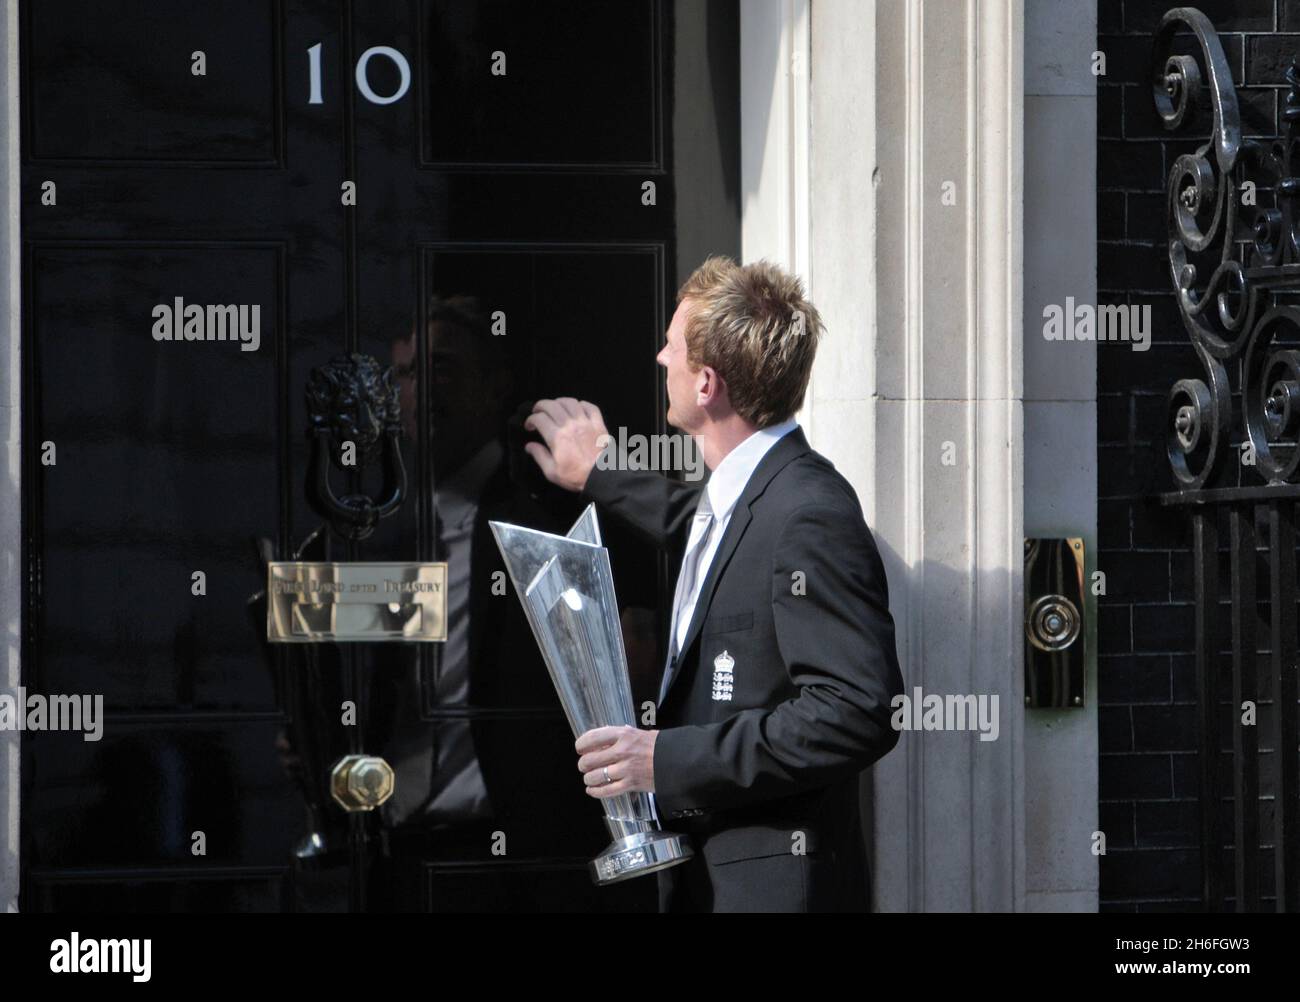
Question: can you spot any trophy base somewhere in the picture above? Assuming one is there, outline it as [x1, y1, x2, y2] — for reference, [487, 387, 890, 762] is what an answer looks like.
[590, 831, 694, 885]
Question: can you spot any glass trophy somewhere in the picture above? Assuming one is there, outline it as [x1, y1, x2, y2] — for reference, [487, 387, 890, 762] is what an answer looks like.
[490, 504, 693, 884]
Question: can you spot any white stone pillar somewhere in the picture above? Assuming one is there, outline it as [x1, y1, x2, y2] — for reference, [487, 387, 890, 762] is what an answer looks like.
[809, 0, 1026, 911]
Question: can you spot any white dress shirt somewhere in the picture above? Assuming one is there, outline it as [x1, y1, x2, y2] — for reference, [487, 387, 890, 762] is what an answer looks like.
[666, 417, 800, 672]
[650, 418, 799, 817]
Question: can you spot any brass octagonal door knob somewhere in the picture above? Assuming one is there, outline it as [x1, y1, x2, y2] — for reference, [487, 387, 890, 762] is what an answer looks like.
[329, 754, 395, 812]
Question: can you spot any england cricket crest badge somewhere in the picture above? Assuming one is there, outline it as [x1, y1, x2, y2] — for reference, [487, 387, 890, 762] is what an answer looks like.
[711, 649, 735, 701]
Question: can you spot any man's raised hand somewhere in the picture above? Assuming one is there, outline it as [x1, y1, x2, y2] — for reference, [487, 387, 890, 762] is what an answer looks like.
[523, 398, 609, 492]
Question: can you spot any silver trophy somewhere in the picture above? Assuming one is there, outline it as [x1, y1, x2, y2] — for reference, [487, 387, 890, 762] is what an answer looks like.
[490, 504, 694, 884]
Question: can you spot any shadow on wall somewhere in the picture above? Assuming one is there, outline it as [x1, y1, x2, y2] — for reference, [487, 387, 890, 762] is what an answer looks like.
[859, 523, 1034, 912]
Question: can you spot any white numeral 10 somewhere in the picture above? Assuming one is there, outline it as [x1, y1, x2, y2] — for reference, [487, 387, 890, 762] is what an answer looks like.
[307, 42, 411, 106]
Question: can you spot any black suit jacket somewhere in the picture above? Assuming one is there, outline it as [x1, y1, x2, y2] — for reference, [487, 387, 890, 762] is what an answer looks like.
[581, 426, 904, 912]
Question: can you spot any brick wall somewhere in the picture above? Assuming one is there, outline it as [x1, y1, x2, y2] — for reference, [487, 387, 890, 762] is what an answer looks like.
[1096, 0, 1296, 910]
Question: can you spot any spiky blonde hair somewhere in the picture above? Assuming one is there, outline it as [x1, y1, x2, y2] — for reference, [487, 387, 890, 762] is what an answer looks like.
[676, 256, 823, 428]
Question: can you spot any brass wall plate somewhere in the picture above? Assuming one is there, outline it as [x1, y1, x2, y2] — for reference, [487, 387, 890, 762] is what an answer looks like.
[267, 561, 447, 642]
[1024, 538, 1085, 708]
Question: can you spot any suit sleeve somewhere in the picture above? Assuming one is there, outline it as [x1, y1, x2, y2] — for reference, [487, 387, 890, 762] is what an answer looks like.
[580, 464, 705, 550]
[652, 503, 904, 814]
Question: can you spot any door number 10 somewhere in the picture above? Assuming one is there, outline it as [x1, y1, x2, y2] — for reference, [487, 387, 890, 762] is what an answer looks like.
[307, 43, 411, 106]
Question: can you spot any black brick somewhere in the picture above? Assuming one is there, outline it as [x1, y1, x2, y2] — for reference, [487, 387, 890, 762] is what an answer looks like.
[1098, 393, 1132, 444]
[1100, 800, 1135, 848]
[1282, 0, 1300, 32]
[1136, 392, 1169, 440]
[1099, 0, 1122, 35]
[1133, 602, 1195, 652]
[1127, 390, 1169, 441]
[1101, 752, 1173, 798]
[1101, 704, 1135, 750]
[1099, 549, 1171, 602]
[1241, 85, 1280, 137]
[1172, 653, 1198, 701]
[1099, 342, 1198, 396]
[1132, 496, 1189, 548]
[1098, 445, 1136, 498]
[1099, 84, 1124, 139]
[1098, 440, 1167, 496]
[1135, 799, 1200, 847]
[1127, 294, 1183, 346]
[1099, 653, 1173, 703]
[1099, 498, 1132, 548]
[1127, 2, 1273, 34]
[1102, 847, 1201, 898]
[1246, 34, 1300, 84]
[1171, 751, 1199, 796]
[1098, 140, 1164, 190]
[1133, 897, 1202, 911]
[1126, 190, 1166, 239]
[1132, 702, 1198, 750]
[1097, 241, 1166, 293]
[1098, 601, 1133, 653]
[1099, 190, 1126, 239]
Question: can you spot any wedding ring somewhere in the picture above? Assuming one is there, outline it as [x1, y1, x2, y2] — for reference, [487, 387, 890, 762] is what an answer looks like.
[603, 767, 612, 785]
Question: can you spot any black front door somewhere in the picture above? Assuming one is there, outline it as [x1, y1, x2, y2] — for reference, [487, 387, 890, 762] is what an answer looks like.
[19, 0, 739, 911]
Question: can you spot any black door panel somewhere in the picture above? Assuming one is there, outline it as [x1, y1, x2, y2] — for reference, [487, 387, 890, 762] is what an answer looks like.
[21, 0, 739, 912]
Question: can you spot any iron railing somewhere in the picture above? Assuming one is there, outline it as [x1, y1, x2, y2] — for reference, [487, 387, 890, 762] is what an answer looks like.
[1154, 7, 1300, 911]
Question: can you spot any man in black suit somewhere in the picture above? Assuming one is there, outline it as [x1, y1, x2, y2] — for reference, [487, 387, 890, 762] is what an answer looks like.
[522, 257, 905, 912]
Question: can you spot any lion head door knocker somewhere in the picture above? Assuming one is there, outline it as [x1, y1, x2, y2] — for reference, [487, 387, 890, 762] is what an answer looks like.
[267, 352, 446, 645]
[304, 353, 407, 540]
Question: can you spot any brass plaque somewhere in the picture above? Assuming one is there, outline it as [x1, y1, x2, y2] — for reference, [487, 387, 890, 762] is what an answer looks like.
[267, 562, 447, 642]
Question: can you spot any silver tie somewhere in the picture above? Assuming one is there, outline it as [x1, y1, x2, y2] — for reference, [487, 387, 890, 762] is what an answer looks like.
[660, 492, 715, 703]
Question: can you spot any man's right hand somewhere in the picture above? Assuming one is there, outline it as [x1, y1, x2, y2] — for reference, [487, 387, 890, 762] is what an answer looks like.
[523, 398, 609, 493]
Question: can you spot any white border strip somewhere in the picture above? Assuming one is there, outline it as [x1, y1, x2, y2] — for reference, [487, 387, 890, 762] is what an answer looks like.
[2, 0, 23, 914]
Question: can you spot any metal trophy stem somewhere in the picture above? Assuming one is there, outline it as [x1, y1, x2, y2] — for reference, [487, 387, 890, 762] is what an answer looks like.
[490, 504, 693, 884]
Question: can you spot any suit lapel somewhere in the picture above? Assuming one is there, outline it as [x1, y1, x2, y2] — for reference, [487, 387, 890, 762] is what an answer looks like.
[661, 427, 812, 705]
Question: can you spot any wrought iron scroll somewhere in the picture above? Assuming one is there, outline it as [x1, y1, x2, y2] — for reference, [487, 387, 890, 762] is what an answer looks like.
[1154, 9, 1300, 913]
[1154, 7, 1300, 489]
